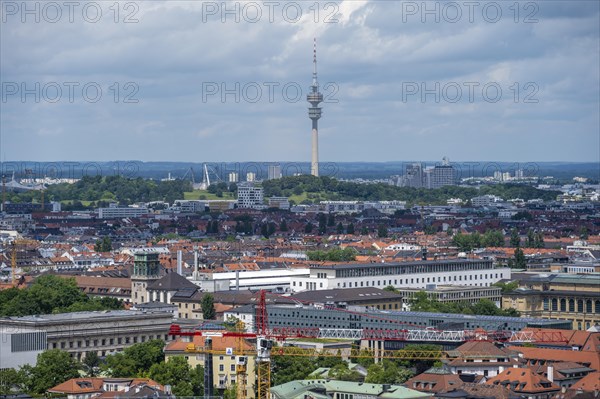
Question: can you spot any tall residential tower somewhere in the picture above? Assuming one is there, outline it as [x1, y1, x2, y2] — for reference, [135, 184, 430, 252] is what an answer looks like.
[307, 38, 323, 177]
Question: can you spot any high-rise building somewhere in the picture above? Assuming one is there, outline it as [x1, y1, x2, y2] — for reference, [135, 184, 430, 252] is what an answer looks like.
[399, 163, 424, 188]
[228, 172, 239, 183]
[307, 38, 323, 177]
[267, 165, 282, 180]
[424, 157, 455, 189]
[246, 172, 256, 182]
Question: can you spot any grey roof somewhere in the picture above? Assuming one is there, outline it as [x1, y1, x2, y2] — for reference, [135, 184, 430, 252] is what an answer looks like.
[0, 309, 171, 323]
[310, 258, 491, 270]
[290, 287, 403, 303]
[147, 272, 198, 291]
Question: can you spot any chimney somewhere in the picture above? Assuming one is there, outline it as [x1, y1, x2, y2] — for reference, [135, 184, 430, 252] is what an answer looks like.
[547, 364, 554, 383]
[177, 250, 182, 275]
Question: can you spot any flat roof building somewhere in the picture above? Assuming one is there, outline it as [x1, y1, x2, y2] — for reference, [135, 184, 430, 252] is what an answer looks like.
[0, 310, 174, 360]
[292, 259, 510, 293]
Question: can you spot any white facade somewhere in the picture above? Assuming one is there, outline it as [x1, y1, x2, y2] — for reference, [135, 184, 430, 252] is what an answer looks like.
[172, 200, 206, 213]
[228, 172, 239, 183]
[191, 268, 310, 292]
[471, 195, 504, 207]
[290, 260, 510, 292]
[237, 183, 264, 209]
[0, 328, 46, 369]
[98, 204, 148, 219]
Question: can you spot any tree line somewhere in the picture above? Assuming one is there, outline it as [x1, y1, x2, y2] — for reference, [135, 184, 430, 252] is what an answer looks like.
[0, 340, 203, 396]
[384, 289, 520, 317]
[0, 275, 123, 316]
[10, 175, 192, 207]
[262, 176, 560, 205]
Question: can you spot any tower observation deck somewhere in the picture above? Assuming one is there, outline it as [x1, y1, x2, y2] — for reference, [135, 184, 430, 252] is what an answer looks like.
[308, 38, 323, 177]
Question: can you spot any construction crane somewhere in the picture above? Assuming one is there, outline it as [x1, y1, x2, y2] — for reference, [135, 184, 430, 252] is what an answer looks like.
[169, 290, 568, 398]
[171, 291, 448, 399]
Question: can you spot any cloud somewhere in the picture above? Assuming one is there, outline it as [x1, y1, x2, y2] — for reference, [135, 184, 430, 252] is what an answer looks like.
[1, 0, 598, 162]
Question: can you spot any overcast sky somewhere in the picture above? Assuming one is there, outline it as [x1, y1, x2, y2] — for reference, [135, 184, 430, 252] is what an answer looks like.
[1, 0, 598, 163]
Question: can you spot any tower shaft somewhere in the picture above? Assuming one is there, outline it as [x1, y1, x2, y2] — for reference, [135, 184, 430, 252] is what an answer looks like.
[311, 120, 319, 177]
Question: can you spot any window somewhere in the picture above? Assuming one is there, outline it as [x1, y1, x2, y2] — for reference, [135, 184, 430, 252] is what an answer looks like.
[231, 364, 235, 372]
[219, 364, 224, 372]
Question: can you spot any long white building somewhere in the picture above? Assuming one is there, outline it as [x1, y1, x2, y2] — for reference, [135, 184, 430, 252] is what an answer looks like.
[290, 259, 510, 292]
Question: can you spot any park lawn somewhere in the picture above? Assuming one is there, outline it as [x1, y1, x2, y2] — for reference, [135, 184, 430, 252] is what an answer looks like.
[184, 190, 235, 200]
[60, 200, 94, 206]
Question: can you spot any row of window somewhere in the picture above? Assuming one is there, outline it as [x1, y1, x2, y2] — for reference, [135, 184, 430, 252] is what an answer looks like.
[332, 261, 492, 278]
[51, 334, 169, 350]
[543, 298, 600, 314]
[336, 273, 500, 288]
[218, 364, 237, 372]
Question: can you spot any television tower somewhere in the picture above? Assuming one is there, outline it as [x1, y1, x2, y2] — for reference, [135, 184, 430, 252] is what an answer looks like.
[307, 38, 323, 177]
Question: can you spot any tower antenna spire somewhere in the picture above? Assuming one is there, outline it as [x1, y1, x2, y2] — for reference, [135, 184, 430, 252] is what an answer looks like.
[313, 38, 318, 87]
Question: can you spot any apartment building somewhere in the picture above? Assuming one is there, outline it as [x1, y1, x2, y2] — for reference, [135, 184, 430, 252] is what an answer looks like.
[165, 334, 256, 398]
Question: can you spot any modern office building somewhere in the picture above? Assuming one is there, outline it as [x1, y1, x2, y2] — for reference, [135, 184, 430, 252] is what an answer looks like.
[98, 203, 148, 219]
[290, 259, 510, 292]
[0, 310, 174, 360]
[398, 284, 503, 309]
[237, 182, 264, 209]
[172, 200, 207, 213]
[471, 195, 504, 207]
